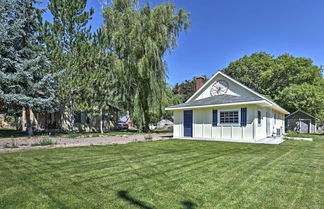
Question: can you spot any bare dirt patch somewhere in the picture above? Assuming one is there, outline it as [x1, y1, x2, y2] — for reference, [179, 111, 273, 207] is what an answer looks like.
[0, 133, 172, 153]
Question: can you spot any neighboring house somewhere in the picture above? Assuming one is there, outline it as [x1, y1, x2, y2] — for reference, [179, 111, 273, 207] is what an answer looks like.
[19, 106, 120, 133]
[149, 119, 174, 130]
[166, 71, 289, 142]
[285, 110, 318, 134]
[156, 119, 173, 130]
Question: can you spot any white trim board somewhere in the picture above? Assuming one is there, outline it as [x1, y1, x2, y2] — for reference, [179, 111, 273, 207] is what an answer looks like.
[165, 100, 267, 111]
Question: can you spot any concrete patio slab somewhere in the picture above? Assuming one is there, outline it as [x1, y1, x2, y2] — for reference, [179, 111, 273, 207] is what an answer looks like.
[176, 136, 284, 145]
[284, 136, 313, 141]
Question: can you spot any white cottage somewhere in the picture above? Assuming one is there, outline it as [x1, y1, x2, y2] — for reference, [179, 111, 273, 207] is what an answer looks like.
[166, 71, 289, 143]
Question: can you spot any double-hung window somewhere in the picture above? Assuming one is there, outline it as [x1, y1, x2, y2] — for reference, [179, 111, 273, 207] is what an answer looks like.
[219, 110, 239, 124]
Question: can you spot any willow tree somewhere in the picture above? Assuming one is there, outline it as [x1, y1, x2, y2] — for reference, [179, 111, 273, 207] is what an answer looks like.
[102, 0, 190, 131]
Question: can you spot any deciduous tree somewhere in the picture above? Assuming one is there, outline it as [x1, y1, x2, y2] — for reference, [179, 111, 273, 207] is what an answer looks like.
[102, 0, 190, 131]
[222, 52, 324, 121]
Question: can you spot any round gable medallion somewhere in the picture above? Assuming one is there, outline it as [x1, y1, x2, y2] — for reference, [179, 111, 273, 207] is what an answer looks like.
[210, 80, 229, 96]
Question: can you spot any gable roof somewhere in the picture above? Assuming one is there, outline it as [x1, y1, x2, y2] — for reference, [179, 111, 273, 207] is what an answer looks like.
[188, 71, 267, 103]
[166, 95, 264, 110]
[286, 110, 319, 120]
[167, 71, 289, 114]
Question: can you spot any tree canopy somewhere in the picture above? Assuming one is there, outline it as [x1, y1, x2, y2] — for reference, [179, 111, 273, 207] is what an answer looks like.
[223, 52, 324, 122]
[101, 0, 190, 131]
[4, 0, 323, 134]
[172, 75, 208, 102]
[0, 0, 59, 135]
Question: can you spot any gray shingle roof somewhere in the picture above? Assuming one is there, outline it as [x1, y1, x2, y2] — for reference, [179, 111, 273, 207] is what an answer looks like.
[167, 95, 263, 109]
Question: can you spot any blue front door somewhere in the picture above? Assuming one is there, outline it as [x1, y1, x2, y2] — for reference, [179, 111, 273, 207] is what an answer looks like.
[184, 110, 193, 137]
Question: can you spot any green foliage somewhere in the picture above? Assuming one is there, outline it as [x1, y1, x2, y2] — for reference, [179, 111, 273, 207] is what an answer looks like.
[173, 75, 208, 102]
[173, 79, 195, 102]
[102, 0, 190, 131]
[3, 140, 18, 148]
[78, 30, 121, 113]
[40, 0, 120, 133]
[147, 84, 183, 124]
[0, 0, 58, 110]
[0, 0, 60, 136]
[40, 0, 94, 107]
[31, 137, 56, 146]
[279, 84, 324, 123]
[144, 135, 152, 141]
[286, 131, 322, 138]
[223, 52, 324, 121]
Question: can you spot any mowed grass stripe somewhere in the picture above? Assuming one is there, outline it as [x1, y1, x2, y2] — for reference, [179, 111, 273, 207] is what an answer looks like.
[210, 148, 296, 208]
[0, 137, 323, 209]
[191, 145, 290, 206]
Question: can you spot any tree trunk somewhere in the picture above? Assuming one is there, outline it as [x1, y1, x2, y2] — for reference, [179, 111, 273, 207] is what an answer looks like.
[99, 107, 104, 134]
[25, 107, 33, 136]
[142, 97, 150, 132]
[70, 99, 75, 133]
[14, 115, 19, 131]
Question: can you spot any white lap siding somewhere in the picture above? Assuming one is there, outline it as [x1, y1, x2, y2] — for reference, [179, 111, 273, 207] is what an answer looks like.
[173, 110, 183, 138]
[255, 107, 285, 140]
[172, 105, 285, 140]
[192, 105, 256, 141]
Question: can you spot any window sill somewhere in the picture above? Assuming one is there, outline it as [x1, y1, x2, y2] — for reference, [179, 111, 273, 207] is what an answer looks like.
[217, 124, 241, 127]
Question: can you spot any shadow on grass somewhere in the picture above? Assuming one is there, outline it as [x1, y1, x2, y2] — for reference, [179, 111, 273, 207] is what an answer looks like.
[117, 190, 196, 209]
[181, 201, 196, 209]
[117, 190, 154, 209]
[0, 128, 27, 138]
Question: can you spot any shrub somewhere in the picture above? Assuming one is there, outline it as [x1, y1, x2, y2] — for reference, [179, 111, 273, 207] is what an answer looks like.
[31, 138, 56, 146]
[3, 140, 18, 148]
[286, 131, 300, 137]
[144, 135, 153, 141]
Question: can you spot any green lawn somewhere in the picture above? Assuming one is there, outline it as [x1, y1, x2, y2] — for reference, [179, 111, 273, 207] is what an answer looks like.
[0, 135, 323, 209]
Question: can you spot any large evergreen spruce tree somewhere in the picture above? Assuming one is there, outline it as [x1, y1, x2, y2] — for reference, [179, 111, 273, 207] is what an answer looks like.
[0, 0, 59, 136]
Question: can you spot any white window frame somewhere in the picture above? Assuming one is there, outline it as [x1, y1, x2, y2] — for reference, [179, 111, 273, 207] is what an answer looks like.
[218, 108, 241, 126]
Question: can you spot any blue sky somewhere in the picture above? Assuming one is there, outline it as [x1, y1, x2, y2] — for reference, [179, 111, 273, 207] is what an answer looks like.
[38, 0, 324, 85]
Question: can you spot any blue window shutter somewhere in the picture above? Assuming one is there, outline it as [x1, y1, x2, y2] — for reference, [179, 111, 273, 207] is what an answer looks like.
[241, 108, 247, 126]
[212, 110, 218, 126]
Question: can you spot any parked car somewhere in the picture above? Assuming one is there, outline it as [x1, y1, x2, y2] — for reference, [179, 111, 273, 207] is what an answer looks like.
[117, 121, 129, 130]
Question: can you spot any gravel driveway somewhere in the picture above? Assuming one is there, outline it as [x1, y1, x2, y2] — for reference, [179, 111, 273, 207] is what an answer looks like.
[0, 133, 172, 153]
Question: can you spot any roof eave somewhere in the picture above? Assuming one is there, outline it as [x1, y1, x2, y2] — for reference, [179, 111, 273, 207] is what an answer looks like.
[272, 104, 290, 115]
[286, 109, 317, 119]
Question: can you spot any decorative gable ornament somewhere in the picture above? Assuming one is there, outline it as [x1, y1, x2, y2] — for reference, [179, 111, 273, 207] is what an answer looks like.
[210, 80, 229, 96]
